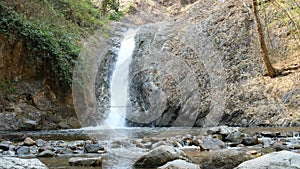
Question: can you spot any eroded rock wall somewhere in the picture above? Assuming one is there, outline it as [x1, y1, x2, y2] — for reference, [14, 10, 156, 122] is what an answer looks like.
[0, 33, 35, 80]
[0, 33, 81, 130]
[125, 0, 300, 127]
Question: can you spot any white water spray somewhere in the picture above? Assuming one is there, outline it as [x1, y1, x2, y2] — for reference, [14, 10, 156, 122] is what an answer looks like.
[105, 28, 138, 128]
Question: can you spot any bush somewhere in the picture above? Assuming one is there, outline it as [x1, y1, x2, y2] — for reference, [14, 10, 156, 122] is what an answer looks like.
[0, 3, 79, 86]
[0, 0, 112, 88]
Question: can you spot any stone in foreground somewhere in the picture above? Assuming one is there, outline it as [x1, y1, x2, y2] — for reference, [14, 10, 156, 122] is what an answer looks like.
[179, 146, 201, 157]
[23, 137, 35, 146]
[134, 145, 189, 168]
[0, 157, 48, 169]
[234, 150, 300, 169]
[84, 143, 105, 153]
[190, 149, 252, 169]
[37, 150, 55, 157]
[69, 157, 102, 167]
[199, 136, 225, 150]
[158, 159, 200, 169]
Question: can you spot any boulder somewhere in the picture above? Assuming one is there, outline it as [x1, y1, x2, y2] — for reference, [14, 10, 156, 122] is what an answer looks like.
[35, 139, 46, 147]
[225, 131, 243, 143]
[84, 143, 105, 153]
[207, 126, 239, 137]
[0, 86, 80, 131]
[199, 136, 225, 150]
[2, 150, 15, 156]
[143, 142, 153, 149]
[190, 149, 252, 169]
[179, 146, 201, 157]
[0, 157, 48, 169]
[38, 146, 55, 153]
[151, 141, 167, 149]
[235, 150, 300, 169]
[258, 137, 272, 148]
[271, 141, 289, 151]
[242, 137, 259, 146]
[134, 145, 189, 168]
[69, 157, 102, 167]
[158, 159, 200, 169]
[37, 150, 55, 157]
[23, 137, 35, 146]
[0, 143, 10, 151]
[261, 132, 278, 138]
[16, 146, 35, 156]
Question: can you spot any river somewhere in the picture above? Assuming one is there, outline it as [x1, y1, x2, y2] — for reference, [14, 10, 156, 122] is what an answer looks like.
[1, 127, 300, 168]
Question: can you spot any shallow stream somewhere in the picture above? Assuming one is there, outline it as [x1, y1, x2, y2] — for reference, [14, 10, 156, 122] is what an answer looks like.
[1, 127, 300, 169]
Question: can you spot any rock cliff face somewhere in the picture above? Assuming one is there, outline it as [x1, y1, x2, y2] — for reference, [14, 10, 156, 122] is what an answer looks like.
[0, 34, 35, 80]
[126, 0, 255, 127]
[121, 0, 300, 127]
[0, 33, 80, 130]
[3, 0, 298, 130]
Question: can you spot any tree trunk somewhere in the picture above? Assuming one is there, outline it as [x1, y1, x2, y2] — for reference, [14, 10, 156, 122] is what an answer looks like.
[101, 0, 108, 16]
[253, 0, 276, 78]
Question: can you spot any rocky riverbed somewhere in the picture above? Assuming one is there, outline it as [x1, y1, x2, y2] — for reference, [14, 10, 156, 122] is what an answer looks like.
[0, 126, 300, 168]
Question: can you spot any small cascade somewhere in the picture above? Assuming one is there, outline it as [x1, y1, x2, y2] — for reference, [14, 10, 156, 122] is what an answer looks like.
[105, 28, 138, 128]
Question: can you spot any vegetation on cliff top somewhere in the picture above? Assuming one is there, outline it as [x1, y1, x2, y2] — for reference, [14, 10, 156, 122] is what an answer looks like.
[0, 0, 122, 88]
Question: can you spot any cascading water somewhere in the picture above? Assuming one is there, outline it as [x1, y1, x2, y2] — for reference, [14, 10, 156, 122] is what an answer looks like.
[105, 28, 138, 128]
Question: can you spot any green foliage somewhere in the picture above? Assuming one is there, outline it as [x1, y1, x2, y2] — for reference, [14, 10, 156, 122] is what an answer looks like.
[109, 11, 123, 21]
[0, 3, 79, 86]
[0, 79, 17, 94]
[48, 0, 106, 31]
[0, 0, 113, 87]
[107, 0, 120, 12]
[100, 0, 124, 20]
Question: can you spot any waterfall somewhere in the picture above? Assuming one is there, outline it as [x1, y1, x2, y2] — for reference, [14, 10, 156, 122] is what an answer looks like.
[105, 28, 138, 128]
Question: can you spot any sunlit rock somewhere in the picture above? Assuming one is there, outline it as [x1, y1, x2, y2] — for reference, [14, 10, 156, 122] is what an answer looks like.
[158, 159, 200, 169]
[0, 157, 48, 169]
[134, 145, 189, 168]
[235, 151, 300, 169]
[69, 157, 102, 167]
[23, 137, 35, 146]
